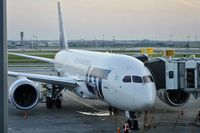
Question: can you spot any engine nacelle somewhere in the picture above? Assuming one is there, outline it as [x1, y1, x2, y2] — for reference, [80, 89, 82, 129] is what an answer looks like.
[9, 78, 40, 110]
[157, 90, 190, 107]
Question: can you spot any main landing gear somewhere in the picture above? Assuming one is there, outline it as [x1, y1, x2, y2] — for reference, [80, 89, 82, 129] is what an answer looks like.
[45, 84, 64, 109]
[109, 106, 119, 115]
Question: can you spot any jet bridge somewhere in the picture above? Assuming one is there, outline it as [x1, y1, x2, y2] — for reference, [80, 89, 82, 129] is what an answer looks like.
[145, 56, 200, 92]
[144, 56, 200, 106]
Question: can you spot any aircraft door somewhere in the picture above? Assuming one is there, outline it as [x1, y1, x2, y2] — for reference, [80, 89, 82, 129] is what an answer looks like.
[186, 69, 195, 88]
[178, 62, 185, 89]
[197, 64, 200, 88]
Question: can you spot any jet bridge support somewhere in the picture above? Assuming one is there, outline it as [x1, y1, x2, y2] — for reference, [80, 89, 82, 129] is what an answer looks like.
[0, 0, 7, 132]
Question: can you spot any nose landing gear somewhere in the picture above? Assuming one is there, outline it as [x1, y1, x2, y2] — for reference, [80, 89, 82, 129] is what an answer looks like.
[124, 111, 140, 131]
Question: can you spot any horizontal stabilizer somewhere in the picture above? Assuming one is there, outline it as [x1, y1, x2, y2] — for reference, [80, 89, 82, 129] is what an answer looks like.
[8, 52, 60, 64]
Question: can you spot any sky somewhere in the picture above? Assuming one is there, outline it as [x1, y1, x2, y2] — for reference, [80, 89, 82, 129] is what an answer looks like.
[7, 0, 200, 41]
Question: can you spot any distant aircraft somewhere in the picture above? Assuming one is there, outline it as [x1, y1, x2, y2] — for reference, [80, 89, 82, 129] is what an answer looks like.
[8, 2, 156, 113]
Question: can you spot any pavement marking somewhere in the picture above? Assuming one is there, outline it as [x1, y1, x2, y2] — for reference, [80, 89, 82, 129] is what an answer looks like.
[172, 111, 181, 130]
[66, 91, 101, 112]
[76, 111, 110, 116]
[157, 108, 168, 126]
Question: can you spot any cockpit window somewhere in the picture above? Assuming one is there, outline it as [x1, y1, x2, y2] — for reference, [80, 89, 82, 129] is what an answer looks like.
[123, 75, 153, 83]
[143, 75, 154, 83]
[123, 75, 131, 83]
[132, 76, 143, 83]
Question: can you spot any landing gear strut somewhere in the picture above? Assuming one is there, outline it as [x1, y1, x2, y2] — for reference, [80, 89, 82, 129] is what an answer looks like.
[109, 106, 119, 115]
[125, 111, 140, 131]
[45, 84, 64, 109]
[46, 97, 53, 109]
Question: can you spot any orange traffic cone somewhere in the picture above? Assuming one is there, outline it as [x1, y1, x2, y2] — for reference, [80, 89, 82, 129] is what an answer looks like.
[117, 127, 120, 133]
[24, 112, 28, 119]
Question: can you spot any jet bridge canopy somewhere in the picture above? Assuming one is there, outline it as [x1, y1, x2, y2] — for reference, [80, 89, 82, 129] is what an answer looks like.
[145, 58, 166, 90]
[134, 54, 149, 63]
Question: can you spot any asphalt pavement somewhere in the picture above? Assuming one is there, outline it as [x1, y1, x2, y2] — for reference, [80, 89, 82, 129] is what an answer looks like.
[8, 66, 200, 133]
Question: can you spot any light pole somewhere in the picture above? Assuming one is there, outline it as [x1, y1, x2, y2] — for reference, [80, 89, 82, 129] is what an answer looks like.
[195, 36, 198, 42]
[187, 35, 190, 48]
[112, 35, 115, 49]
[102, 34, 104, 49]
[170, 34, 173, 43]
[0, 0, 8, 132]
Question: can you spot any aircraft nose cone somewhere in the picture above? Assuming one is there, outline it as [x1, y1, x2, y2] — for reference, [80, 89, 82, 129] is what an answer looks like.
[145, 87, 156, 108]
[134, 84, 156, 110]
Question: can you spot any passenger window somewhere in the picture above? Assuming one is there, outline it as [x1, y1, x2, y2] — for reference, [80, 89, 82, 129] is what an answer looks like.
[123, 76, 131, 83]
[169, 71, 174, 79]
[132, 76, 143, 83]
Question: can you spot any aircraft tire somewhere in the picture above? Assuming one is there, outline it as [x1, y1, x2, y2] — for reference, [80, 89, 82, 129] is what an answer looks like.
[46, 97, 53, 109]
[55, 99, 62, 108]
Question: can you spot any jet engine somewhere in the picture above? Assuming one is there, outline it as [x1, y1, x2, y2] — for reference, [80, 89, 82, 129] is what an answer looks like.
[9, 78, 40, 110]
[157, 90, 190, 107]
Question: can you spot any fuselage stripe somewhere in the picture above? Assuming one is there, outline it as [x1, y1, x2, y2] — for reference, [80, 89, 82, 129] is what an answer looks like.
[85, 67, 111, 100]
[98, 79, 104, 99]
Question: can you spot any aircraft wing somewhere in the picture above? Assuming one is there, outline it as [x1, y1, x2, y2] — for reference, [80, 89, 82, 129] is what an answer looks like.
[8, 71, 78, 89]
[9, 52, 59, 64]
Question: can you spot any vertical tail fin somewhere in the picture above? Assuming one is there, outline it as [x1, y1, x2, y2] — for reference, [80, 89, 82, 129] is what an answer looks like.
[57, 1, 68, 49]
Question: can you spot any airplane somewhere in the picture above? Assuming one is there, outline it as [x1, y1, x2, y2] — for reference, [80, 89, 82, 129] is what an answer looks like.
[8, 1, 156, 113]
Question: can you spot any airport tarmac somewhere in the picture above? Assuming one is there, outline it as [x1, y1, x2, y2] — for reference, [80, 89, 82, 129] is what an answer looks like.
[8, 66, 200, 133]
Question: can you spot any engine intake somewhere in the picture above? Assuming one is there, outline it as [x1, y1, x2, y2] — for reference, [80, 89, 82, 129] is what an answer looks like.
[9, 78, 40, 110]
[157, 90, 190, 107]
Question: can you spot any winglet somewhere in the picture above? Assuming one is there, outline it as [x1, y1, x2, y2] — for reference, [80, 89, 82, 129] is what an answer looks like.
[57, 1, 68, 49]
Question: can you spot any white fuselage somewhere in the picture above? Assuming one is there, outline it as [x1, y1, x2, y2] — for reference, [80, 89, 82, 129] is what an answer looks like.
[54, 49, 156, 111]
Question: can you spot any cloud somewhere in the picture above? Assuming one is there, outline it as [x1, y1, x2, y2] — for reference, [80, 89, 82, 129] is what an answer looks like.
[174, 0, 200, 8]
